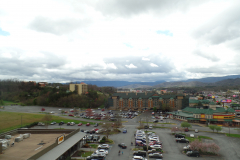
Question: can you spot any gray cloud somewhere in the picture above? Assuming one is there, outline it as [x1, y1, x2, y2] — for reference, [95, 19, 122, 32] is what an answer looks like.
[95, 0, 207, 17]
[29, 16, 90, 35]
[103, 54, 174, 74]
[192, 2, 240, 45]
[193, 50, 220, 62]
[0, 48, 68, 80]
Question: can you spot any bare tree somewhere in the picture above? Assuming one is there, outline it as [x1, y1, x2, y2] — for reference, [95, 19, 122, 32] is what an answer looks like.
[42, 113, 52, 129]
[101, 123, 112, 140]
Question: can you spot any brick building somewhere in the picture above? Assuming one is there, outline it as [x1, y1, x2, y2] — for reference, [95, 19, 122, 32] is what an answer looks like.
[110, 92, 189, 111]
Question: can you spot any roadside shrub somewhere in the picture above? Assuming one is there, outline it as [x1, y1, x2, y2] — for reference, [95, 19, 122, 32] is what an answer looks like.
[102, 136, 106, 141]
[190, 140, 220, 155]
[83, 143, 89, 148]
[99, 140, 105, 143]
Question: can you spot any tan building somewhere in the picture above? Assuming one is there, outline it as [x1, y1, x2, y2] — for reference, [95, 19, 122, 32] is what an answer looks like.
[69, 82, 88, 95]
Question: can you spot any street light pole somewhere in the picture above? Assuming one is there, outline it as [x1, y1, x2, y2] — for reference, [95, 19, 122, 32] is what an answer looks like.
[145, 129, 149, 160]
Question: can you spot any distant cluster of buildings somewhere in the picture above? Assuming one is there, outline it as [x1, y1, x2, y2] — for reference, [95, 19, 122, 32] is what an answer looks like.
[21, 81, 48, 87]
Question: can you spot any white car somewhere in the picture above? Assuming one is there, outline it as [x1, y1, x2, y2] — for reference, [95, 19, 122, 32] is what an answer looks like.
[70, 122, 75, 126]
[183, 145, 191, 150]
[98, 144, 110, 149]
[150, 145, 162, 149]
[50, 111, 54, 114]
[190, 134, 194, 137]
[96, 149, 108, 155]
[132, 156, 146, 160]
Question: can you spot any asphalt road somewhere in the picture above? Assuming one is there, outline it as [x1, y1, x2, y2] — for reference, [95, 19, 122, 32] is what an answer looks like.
[2, 105, 240, 160]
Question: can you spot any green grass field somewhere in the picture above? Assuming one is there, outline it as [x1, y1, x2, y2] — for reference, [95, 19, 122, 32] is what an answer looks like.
[2, 100, 20, 105]
[0, 111, 94, 134]
[225, 133, 240, 138]
[185, 135, 213, 142]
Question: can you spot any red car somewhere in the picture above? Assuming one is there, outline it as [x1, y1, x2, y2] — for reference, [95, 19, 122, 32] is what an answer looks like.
[92, 128, 99, 131]
[95, 117, 101, 120]
[68, 114, 74, 117]
[86, 123, 90, 126]
[102, 109, 105, 111]
[78, 123, 82, 126]
[185, 128, 189, 132]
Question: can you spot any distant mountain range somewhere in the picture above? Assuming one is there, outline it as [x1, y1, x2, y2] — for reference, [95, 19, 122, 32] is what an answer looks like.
[74, 80, 165, 87]
[74, 75, 240, 88]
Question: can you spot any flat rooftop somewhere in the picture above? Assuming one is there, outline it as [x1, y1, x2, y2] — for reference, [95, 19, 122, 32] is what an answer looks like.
[0, 133, 64, 160]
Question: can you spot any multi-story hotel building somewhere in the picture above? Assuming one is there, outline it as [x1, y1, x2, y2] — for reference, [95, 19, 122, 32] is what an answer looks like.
[69, 82, 88, 95]
[110, 92, 189, 111]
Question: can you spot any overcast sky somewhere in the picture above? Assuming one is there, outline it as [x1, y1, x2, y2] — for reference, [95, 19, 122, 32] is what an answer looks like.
[1, 0, 240, 83]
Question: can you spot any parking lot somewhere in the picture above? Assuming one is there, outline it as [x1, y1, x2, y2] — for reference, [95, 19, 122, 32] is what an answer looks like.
[2, 105, 240, 159]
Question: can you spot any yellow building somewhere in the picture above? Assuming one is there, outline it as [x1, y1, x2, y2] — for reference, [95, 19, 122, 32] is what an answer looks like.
[69, 83, 88, 95]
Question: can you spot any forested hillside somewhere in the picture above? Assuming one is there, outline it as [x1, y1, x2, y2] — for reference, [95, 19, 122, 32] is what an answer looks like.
[0, 79, 115, 108]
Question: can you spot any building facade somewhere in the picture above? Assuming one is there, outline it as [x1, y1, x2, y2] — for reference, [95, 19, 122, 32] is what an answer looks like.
[69, 83, 88, 95]
[110, 92, 189, 111]
[169, 103, 240, 127]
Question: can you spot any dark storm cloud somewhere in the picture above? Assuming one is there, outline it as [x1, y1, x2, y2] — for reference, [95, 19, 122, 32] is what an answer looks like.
[95, 0, 206, 17]
[192, 2, 240, 45]
[193, 50, 220, 62]
[103, 55, 174, 74]
[29, 16, 90, 35]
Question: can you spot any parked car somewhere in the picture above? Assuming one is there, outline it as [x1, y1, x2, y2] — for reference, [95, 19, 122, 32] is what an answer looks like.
[98, 144, 110, 149]
[59, 121, 64, 125]
[185, 128, 189, 132]
[70, 122, 75, 126]
[38, 122, 45, 126]
[149, 153, 163, 158]
[186, 151, 200, 157]
[132, 156, 146, 160]
[133, 150, 146, 157]
[183, 145, 191, 150]
[86, 123, 90, 126]
[50, 122, 56, 125]
[96, 129, 103, 134]
[175, 134, 185, 139]
[96, 149, 108, 155]
[118, 143, 127, 149]
[87, 135, 93, 141]
[176, 138, 190, 143]
[81, 129, 84, 132]
[86, 153, 106, 160]
[195, 129, 199, 133]
[123, 128, 127, 133]
[78, 123, 82, 126]
[94, 123, 99, 127]
[153, 120, 159, 123]
[93, 135, 100, 141]
[144, 125, 149, 129]
[67, 122, 71, 126]
[150, 145, 162, 149]
[149, 125, 153, 130]
[84, 130, 90, 133]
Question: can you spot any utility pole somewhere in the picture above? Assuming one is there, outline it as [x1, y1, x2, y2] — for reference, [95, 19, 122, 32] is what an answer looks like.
[21, 115, 22, 128]
[145, 129, 149, 160]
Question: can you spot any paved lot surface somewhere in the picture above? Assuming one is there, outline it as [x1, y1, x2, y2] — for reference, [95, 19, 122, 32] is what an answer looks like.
[2, 105, 240, 160]
[0, 134, 63, 160]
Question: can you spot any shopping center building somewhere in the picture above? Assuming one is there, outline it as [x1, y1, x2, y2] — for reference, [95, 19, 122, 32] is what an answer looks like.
[169, 102, 240, 127]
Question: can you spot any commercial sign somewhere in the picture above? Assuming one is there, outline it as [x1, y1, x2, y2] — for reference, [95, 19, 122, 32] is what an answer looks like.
[221, 99, 232, 103]
[58, 135, 64, 144]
